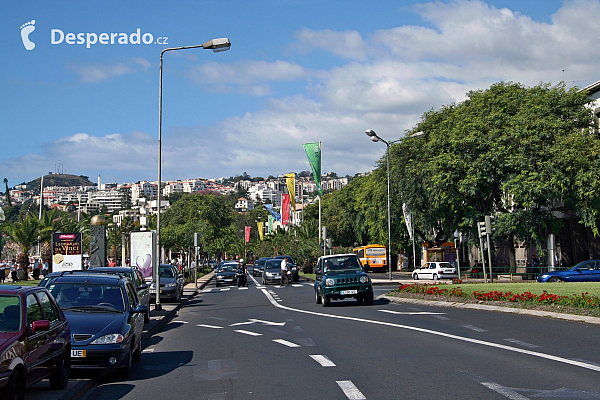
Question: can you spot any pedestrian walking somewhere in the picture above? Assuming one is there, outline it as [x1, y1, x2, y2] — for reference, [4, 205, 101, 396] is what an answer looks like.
[0, 264, 5, 283]
[280, 256, 289, 286]
[42, 259, 49, 276]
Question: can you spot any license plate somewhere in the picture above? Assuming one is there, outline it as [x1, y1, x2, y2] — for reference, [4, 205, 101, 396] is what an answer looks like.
[341, 290, 358, 295]
[71, 349, 86, 358]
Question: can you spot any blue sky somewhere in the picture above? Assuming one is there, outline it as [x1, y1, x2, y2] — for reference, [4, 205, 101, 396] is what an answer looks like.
[2, 0, 596, 186]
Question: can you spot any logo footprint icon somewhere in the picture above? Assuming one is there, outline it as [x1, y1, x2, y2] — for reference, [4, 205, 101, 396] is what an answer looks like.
[20, 20, 36, 50]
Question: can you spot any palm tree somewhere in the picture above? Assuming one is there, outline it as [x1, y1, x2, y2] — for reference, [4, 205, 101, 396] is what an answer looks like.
[2, 214, 40, 276]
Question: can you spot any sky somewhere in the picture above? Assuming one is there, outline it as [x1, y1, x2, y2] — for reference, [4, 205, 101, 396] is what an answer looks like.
[3, 0, 599, 186]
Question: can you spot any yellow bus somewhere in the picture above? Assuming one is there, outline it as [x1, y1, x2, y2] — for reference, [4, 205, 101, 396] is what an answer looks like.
[353, 244, 387, 272]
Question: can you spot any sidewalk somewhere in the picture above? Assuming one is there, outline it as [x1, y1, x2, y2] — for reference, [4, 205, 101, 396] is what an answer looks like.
[24, 271, 215, 400]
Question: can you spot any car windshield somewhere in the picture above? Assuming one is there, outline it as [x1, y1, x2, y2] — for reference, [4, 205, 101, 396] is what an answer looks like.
[0, 295, 22, 332]
[219, 265, 236, 272]
[323, 256, 362, 272]
[160, 268, 175, 278]
[265, 260, 281, 269]
[49, 283, 125, 312]
[438, 262, 454, 269]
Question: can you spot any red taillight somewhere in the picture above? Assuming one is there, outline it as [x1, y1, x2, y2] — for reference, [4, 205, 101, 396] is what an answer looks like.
[438, 270, 443, 274]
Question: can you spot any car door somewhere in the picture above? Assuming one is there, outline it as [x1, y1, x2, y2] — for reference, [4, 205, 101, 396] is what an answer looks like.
[36, 291, 67, 369]
[134, 269, 150, 308]
[314, 259, 323, 291]
[24, 293, 49, 384]
[125, 283, 144, 342]
[570, 261, 595, 282]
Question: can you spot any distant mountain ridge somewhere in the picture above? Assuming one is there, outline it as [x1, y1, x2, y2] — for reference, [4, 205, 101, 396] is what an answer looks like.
[26, 174, 96, 190]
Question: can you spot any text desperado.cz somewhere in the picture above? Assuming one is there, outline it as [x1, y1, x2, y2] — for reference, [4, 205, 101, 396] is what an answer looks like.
[51, 29, 167, 48]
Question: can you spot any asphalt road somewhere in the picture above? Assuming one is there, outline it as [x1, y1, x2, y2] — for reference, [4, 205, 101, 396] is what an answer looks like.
[81, 274, 600, 399]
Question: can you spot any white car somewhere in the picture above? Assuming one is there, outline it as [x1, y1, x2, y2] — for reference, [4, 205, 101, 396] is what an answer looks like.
[412, 262, 458, 281]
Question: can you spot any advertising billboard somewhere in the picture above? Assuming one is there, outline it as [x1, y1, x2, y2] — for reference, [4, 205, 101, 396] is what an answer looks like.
[131, 231, 155, 279]
[52, 232, 83, 272]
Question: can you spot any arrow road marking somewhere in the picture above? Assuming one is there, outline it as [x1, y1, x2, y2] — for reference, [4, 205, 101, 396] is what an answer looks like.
[234, 330, 262, 336]
[229, 319, 286, 327]
[197, 324, 223, 329]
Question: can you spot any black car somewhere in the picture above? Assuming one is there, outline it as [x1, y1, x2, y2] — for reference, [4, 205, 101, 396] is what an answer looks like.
[252, 257, 272, 277]
[215, 262, 239, 287]
[47, 273, 147, 377]
[0, 285, 71, 399]
[274, 255, 299, 282]
[40, 267, 151, 323]
[149, 264, 184, 302]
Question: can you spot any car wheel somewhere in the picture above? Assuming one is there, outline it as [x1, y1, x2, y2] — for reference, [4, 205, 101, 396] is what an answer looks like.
[132, 338, 142, 362]
[356, 295, 364, 305]
[322, 292, 330, 307]
[548, 277, 563, 283]
[216, 282, 220, 287]
[413, 273, 419, 280]
[5, 367, 26, 400]
[315, 289, 322, 304]
[432, 274, 438, 281]
[49, 349, 70, 390]
[117, 348, 133, 379]
[365, 292, 374, 306]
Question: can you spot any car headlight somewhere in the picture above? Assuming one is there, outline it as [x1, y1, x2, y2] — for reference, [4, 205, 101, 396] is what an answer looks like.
[149, 283, 156, 289]
[165, 283, 177, 288]
[266, 272, 273, 277]
[540, 274, 549, 279]
[360, 276, 369, 283]
[91, 333, 124, 344]
[325, 278, 335, 287]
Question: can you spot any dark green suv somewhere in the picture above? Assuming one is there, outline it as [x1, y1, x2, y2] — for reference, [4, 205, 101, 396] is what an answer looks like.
[314, 254, 374, 307]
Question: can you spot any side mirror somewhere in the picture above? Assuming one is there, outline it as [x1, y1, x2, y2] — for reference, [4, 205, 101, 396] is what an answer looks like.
[31, 320, 50, 333]
[132, 305, 148, 315]
[138, 283, 149, 290]
[315, 267, 321, 275]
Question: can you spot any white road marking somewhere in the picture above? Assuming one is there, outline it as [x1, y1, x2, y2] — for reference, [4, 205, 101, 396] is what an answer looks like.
[310, 354, 336, 367]
[504, 338, 539, 348]
[229, 319, 286, 327]
[479, 381, 530, 400]
[379, 310, 446, 315]
[238, 287, 248, 290]
[220, 288, 230, 291]
[234, 330, 262, 336]
[142, 348, 155, 353]
[462, 324, 488, 332]
[259, 288, 600, 373]
[292, 284, 303, 287]
[255, 286, 266, 289]
[173, 321, 189, 324]
[337, 380, 366, 399]
[273, 339, 301, 348]
[197, 324, 223, 329]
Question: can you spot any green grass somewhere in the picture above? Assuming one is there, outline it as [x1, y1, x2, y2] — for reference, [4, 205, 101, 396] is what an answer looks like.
[450, 282, 600, 297]
[299, 272, 315, 281]
[1, 280, 41, 286]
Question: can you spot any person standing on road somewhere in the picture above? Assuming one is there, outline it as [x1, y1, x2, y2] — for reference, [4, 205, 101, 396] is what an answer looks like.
[280, 256, 289, 286]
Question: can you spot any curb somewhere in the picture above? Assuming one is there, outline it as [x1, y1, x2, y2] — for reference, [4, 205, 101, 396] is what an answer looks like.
[58, 273, 214, 400]
[382, 294, 600, 325]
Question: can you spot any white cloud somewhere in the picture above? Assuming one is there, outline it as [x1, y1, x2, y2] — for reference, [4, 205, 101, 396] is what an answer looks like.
[69, 58, 152, 83]
[292, 28, 367, 60]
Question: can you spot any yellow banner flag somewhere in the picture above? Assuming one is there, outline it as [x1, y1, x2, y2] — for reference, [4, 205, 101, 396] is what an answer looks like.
[285, 173, 296, 208]
[257, 221, 264, 240]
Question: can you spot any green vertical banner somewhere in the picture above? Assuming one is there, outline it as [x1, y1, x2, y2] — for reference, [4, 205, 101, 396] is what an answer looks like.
[268, 215, 274, 233]
[303, 142, 323, 196]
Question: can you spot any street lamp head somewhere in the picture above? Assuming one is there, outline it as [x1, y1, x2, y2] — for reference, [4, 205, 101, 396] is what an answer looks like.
[370, 136, 380, 142]
[365, 129, 377, 137]
[202, 38, 231, 52]
[410, 131, 425, 138]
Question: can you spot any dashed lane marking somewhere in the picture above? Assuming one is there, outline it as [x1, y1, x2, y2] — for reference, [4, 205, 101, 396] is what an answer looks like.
[234, 330, 262, 336]
[197, 324, 223, 329]
[220, 288, 230, 291]
[462, 324, 488, 332]
[238, 287, 248, 290]
[504, 338, 540, 349]
[273, 339, 301, 348]
[337, 380, 367, 399]
[379, 310, 446, 315]
[310, 354, 336, 367]
[173, 321, 189, 324]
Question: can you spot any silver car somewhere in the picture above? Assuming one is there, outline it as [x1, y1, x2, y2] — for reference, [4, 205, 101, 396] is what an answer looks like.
[261, 259, 282, 285]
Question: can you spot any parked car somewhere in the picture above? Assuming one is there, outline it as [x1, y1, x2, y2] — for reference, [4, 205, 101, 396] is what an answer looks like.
[537, 260, 600, 282]
[149, 264, 184, 302]
[40, 268, 151, 323]
[262, 259, 283, 285]
[47, 273, 146, 377]
[412, 262, 458, 281]
[314, 254, 373, 307]
[0, 285, 72, 399]
[252, 257, 273, 277]
[274, 255, 299, 282]
[215, 262, 239, 287]
[86, 267, 150, 322]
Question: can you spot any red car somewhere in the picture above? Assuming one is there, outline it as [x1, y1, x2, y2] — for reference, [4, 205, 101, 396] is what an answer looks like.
[0, 285, 71, 400]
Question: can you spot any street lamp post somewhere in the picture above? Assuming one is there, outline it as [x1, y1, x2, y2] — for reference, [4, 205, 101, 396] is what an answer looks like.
[365, 129, 424, 281]
[156, 38, 231, 311]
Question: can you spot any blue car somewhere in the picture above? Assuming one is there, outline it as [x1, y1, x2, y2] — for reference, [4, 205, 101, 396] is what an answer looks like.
[537, 260, 600, 282]
[47, 273, 147, 378]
